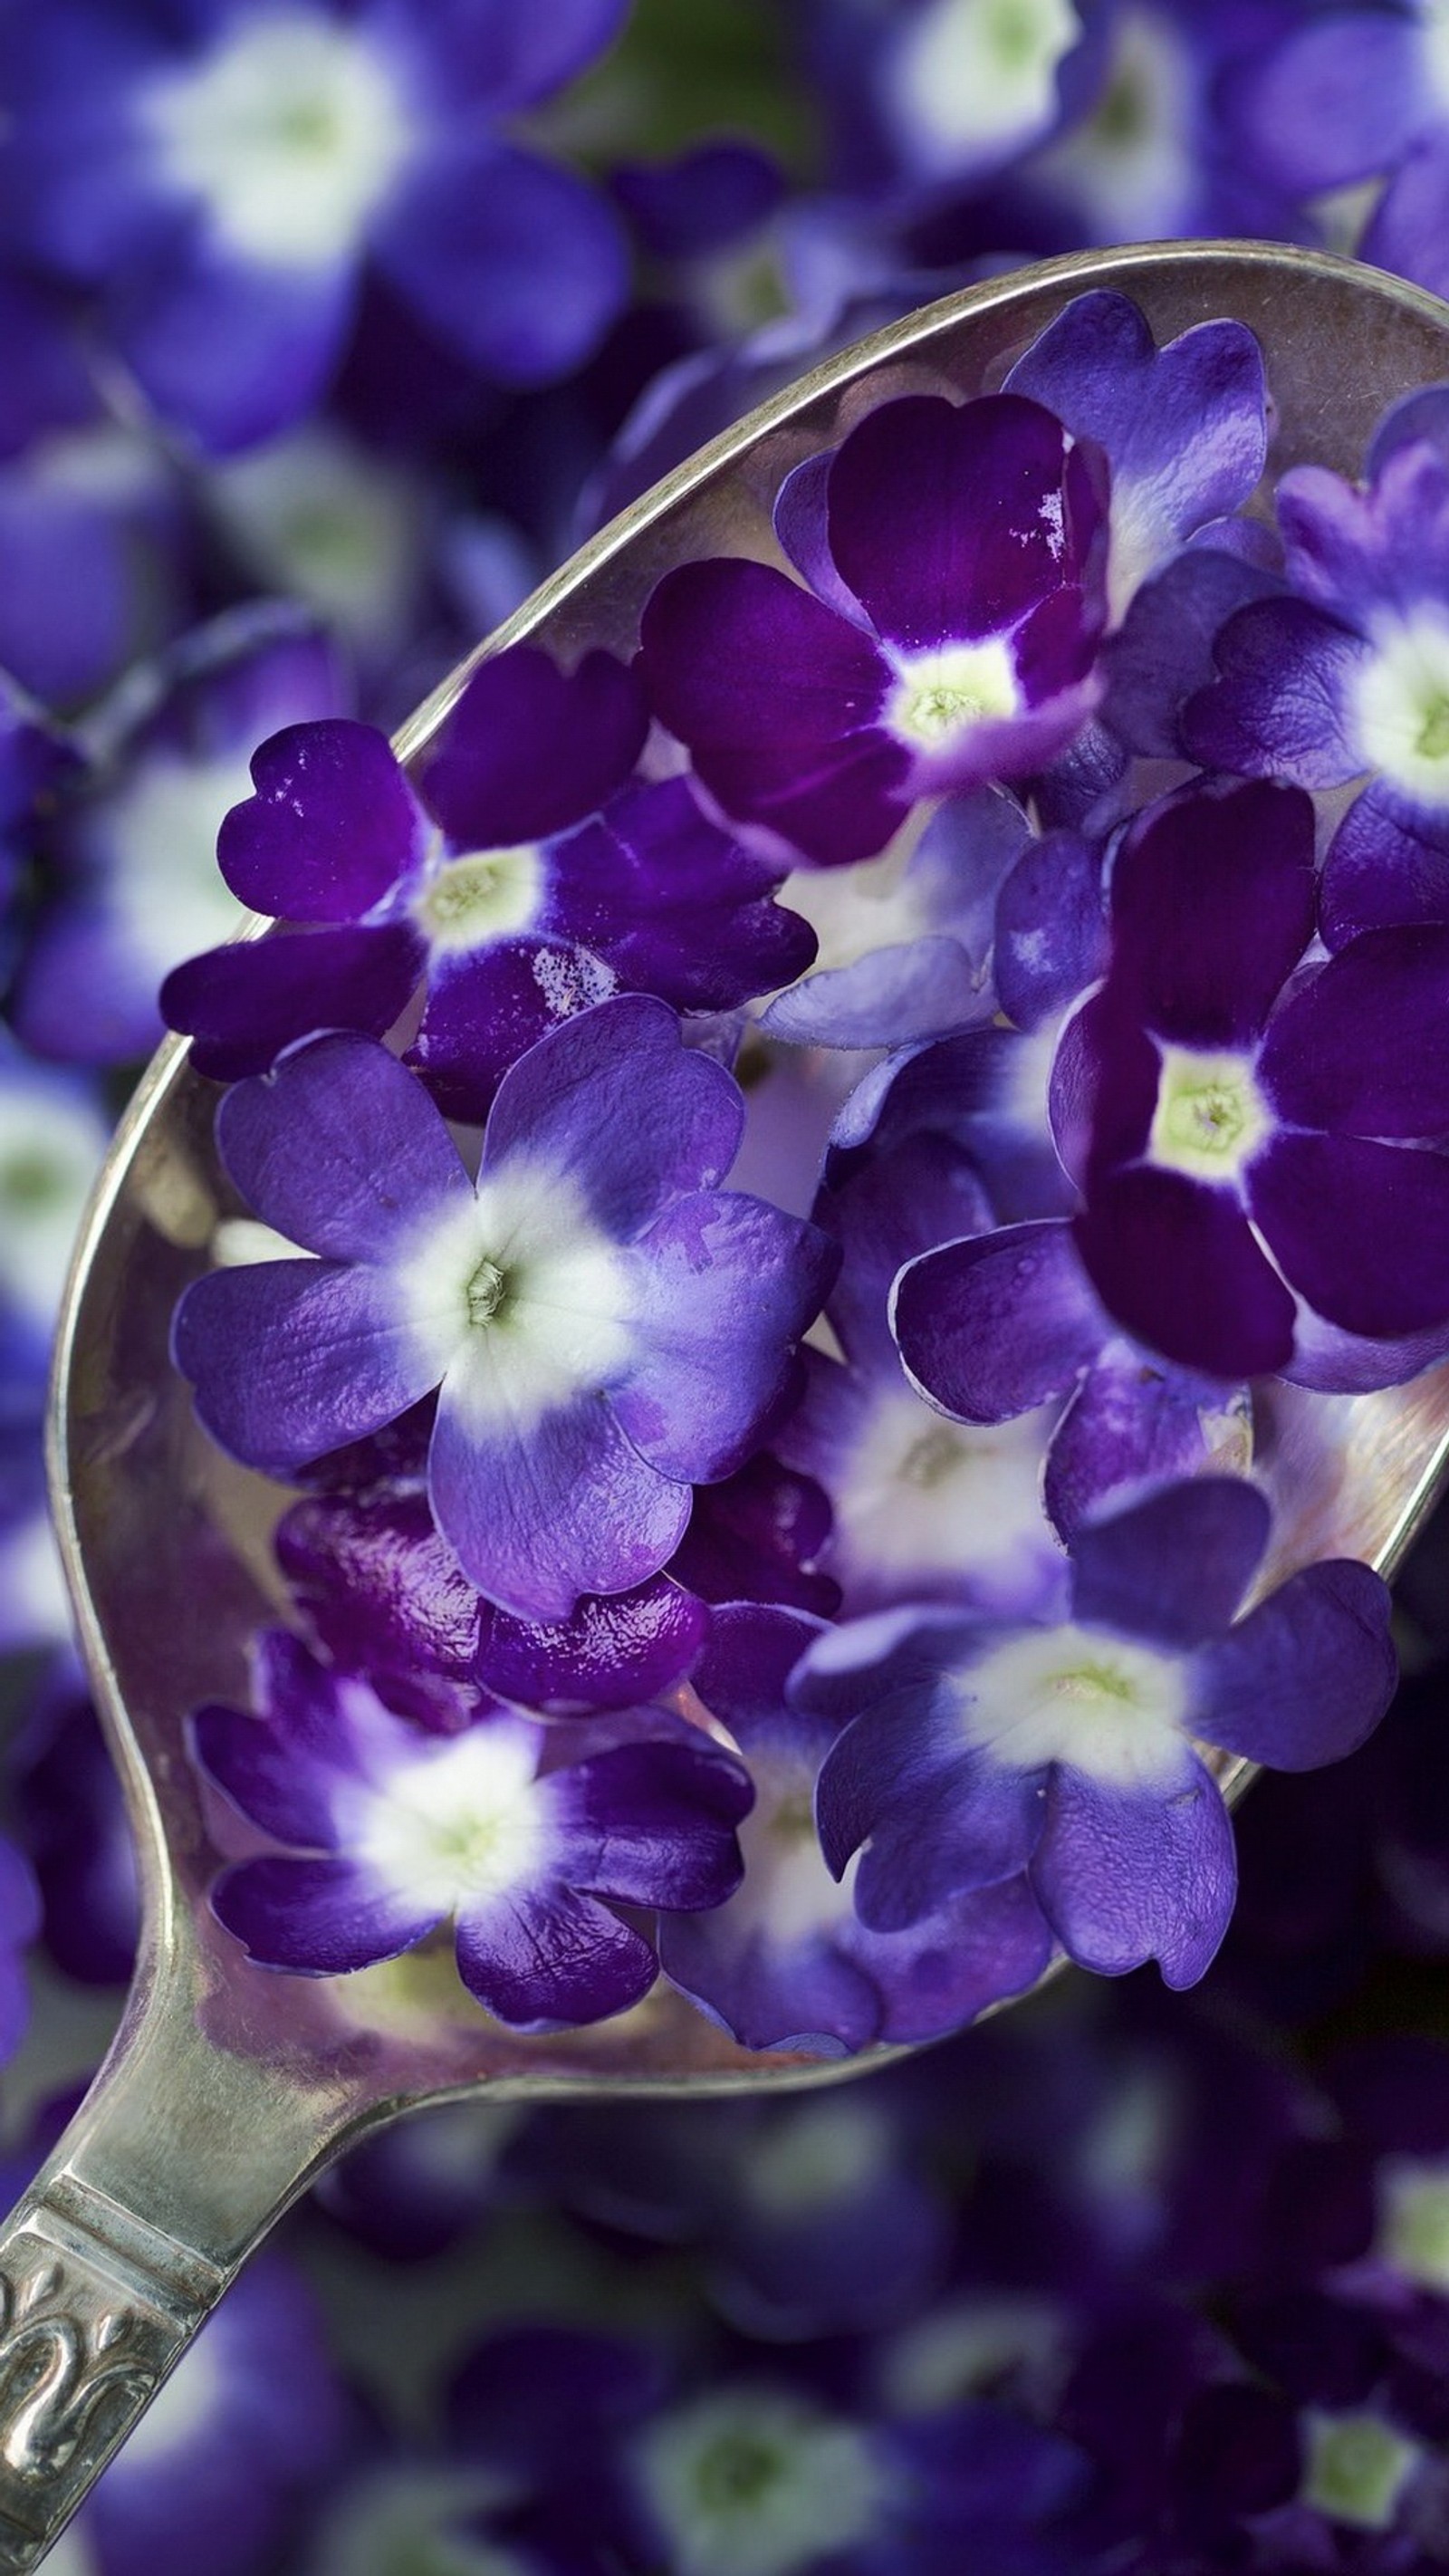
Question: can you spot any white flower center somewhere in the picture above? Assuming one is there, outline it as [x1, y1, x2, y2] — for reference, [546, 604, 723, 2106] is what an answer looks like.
[1301, 2413, 1421, 2533]
[355, 1724, 546, 1917]
[404, 1166, 635, 1434]
[1378, 2157, 1449, 2292]
[1351, 611, 1449, 809]
[206, 428, 424, 652]
[1031, 7, 1195, 237]
[1147, 1044, 1271, 1186]
[888, 0, 1081, 169]
[882, 2294, 1063, 2412]
[634, 2391, 887, 2576]
[884, 639, 1022, 755]
[720, 1744, 854, 1948]
[142, 11, 414, 272]
[309, 2467, 526, 2576]
[833, 1388, 1056, 1602]
[0, 1085, 107, 1324]
[413, 844, 544, 957]
[97, 747, 256, 985]
[959, 1622, 1188, 1788]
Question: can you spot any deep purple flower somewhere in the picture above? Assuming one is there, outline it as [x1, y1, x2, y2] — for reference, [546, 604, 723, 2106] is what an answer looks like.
[191, 1630, 751, 2030]
[1003, 289, 1268, 625]
[164, 642, 813, 1105]
[804, 1477, 1396, 1989]
[1185, 414, 1449, 949]
[638, 389, 1109, 867]
[0, 0, 631, 453]
[13, 604, 347, 1067]
[173, 1000, 837, 1620]
[900, 777, 1449, 1395]
[660, 1603, 1054, 2055]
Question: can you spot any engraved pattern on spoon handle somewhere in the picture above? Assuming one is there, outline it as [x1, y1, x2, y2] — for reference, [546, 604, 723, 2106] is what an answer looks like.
[0, 2174, 226, 2569]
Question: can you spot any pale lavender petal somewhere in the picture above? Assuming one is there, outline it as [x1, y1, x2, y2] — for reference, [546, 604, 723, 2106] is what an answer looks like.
[216, 1033, 470, 1259]
[481, 995, 744, 1234]
[456, 1881, 657, 2029]
[1251, 1131, 1449, 1339]
[893, 1222, 1104, 1422]
[429, 1379, 690, 1621]
[817, 1129, 996, 1377]
[994, 828, 1108, 1033]
[212, 1857, 439, 1974]
[1187, 1560, 1396, 1770]
[1032, 1760, 1235, 1989]
[216, 720, 425, 919]
[772, 447, 870, 630]
[174, 1262, 440, 1472]
[1183, 598, 1367, 785]
[1073, 1170, 1297, 1380]
[615, 1193, 838, 1480]
[1102, 546, 1284, 759]
[760, 937, 990, 1050]
[1069, 1475, 1269, 1648]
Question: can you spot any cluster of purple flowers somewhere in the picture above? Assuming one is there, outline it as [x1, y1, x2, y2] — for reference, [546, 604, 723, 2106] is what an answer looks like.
[153, 282, 1439, 2056]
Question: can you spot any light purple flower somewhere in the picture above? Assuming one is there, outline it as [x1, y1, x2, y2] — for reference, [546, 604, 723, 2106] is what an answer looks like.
[1003, 288, 1269, 625]
[0, 0, 631, 453]
[164, 642, 813, 1107]
[805, 1477, 1396, 1989]
[638, 388, 1109, 867]
[659, 1603, 1053, 2056]
[897, 777, 1449, 1398]
[13, 604, 346, 1067]
[173, 999, 838, 1621]
[1185, 414, 1449, 948]
[191, 1630, 751, 2031]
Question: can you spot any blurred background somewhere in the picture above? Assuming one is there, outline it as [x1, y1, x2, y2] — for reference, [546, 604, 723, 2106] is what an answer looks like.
[5, 1, 1449, 2565]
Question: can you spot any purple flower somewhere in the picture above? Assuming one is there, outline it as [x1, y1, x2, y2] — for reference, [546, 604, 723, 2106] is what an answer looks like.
[900, 777, 1449, 1396]
[1003, 288, 1269, 624]
[659, 1603, 1054, 2056]
[638, 389, 1109, 867]
[164, 643, 813, 1106]
[191, 1630, 751, 2031]
[0, 0, 631, 453]
[1185, 414, 1449, 949]
[173, 999, 837, 1620]
[804, 1477, 1396, 1989]
[13, 604, 346, 1067]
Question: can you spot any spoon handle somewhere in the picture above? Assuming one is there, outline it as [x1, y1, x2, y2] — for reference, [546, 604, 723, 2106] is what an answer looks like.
[0, 1970, 358, 2567]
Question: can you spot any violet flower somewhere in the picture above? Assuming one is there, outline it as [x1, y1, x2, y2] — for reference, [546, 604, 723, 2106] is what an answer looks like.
[1003, 287, 1269, 623]
[803, 1477, 1396, 1989]
[164, 642, 813, 1106]
[192, 1631, 751, 2029]
[659, 1604, 1053, 2056]
[1185, 405, 1449, 949]
[897, 776, 1449, 1396]
[173, 1000, 837, 1620]
[638, 387, 1108, 867]
[0, 0, 630, 453]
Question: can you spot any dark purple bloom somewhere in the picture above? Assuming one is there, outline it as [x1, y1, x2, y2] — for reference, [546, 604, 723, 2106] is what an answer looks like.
[13, 604, 347, 1067]
[661, 1604, 1053, 2054]
[804, 1477, 1396, 1989]
[173, 1000, 837, 1620]
[1185, 418, 1449, 948]
[0, 0, 631, 453]
[638, 389, 1109, 866]
[193, 1631, 749, 2030]
[902, 777, 1449, 1397]
[1003, 289, 1269, 625]
[164, 642, 813, 1105]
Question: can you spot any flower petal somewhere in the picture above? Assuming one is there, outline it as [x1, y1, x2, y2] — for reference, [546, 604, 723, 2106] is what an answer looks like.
[1073, 1169, 1297, 1380]
[1032, 1759, 1235, 1988]
[418, 645, 647, 850]
[216, 719, 424, 920]
[174, 1260, 440, 1472]
[893, 1221, 1104, 1422]
[1251, 1130, 1449, 1338]
[456, 1881, 657, 2028]
[1070, 1476, 1269, 1648]
[1108, 777, 1317, 1047]
[1188, 1559, 1396, 1771]
[212, 1856, 438, 1973]
[162, 922, 425, 1082]
[216, 1031, 472, 1259]
[1259, 928, 1449, 1137]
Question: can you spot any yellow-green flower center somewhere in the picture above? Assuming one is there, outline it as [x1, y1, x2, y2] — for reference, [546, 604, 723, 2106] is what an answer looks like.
[1301, 2412, 1420, 2532]
[1147, 1044, 1271, 1184]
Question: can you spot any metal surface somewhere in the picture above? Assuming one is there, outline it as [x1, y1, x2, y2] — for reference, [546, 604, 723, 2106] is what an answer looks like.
[6, 238, 1449, 2562]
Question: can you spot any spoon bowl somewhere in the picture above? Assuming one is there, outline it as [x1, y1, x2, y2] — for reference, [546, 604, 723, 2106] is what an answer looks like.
[8, 237, 1449, 2569]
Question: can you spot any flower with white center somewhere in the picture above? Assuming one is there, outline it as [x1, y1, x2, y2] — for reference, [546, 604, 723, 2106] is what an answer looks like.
[174, 1001, 837, 1621]
[1350, 610, 1449, 808]
[1030, 6, 1196, 241]
[1146, 1045, 1272, 1185]
[1301, 2412, 1422, 2532]
[142, 12, 415, 273]
[804, 1476, 1396, 1989]
[888, 0, 1082, 177]
[206, 428, 426, 658]
[632, 2388, 889, 2576]
[884, 639, 1023, 754]
[193, 1632, 751, 2029]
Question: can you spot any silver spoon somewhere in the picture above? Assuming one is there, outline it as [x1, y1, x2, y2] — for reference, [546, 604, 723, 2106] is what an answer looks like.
[7, 238, 1449, 2569]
